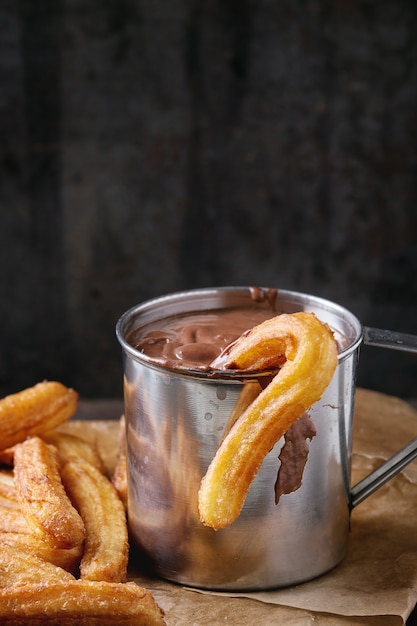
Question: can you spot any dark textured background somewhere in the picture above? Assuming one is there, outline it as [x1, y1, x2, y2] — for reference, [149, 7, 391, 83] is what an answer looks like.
[0, 0, 416, 400]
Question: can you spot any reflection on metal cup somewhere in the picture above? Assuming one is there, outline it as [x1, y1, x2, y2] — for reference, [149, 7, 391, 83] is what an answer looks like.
[116, 287, 363, 590]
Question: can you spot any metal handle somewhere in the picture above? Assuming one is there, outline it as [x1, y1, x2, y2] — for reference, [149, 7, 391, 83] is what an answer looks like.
[350, 326, 417, 509]
[362, 326, 417, 354]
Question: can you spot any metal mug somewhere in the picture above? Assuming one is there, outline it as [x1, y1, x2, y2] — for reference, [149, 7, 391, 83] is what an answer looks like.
[116, 287, 417, 590]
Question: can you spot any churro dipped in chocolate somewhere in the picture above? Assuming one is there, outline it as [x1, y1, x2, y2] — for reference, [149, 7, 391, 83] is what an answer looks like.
[198, 312, 338, 530]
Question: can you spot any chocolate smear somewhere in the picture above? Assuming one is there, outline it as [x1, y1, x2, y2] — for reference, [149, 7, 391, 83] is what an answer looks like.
[274, 413, 317, 505]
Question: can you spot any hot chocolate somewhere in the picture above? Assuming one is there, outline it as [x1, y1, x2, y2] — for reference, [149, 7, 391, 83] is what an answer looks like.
[128, 307, 278, 370]
[128, 306, 347, 372]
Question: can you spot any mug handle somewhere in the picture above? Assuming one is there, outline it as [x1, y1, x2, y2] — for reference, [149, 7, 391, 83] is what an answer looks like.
[350, 326, 417, 509]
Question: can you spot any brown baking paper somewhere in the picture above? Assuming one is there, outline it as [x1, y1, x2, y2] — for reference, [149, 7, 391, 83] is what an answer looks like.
[66, 388, 417, 625]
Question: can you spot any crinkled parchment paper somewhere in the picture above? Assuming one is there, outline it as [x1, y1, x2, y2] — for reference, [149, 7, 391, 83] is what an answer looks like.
[67, 388, 417, 626]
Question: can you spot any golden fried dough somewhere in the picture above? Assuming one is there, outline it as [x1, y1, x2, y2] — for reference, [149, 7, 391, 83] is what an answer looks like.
[13, 436, 86, 548]
[61, 457, 129, 582]
[0, 506, 31, 533]
[0, 532, 82, 574]
[199, 312, 338, 529]
[42, 431, 105, 472]
[0, 543, 75, 587]
[0, 580, 166, 625]
[0, 381, 78, 450]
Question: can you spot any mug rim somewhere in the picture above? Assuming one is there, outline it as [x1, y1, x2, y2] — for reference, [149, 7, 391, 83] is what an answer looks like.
[116, 286, 363, 379]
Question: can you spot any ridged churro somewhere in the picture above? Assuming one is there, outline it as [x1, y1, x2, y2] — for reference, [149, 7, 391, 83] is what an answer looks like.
[61, 457, 129, 582]
[42, 431, 105, 473]
[0, 381, 78, 450]
[0, 531, 83, 574]
[0, 580, 165, 625]
[0, 543, 75, 587]
[199, 311, 338, 530]
[13, 436, 86, 548]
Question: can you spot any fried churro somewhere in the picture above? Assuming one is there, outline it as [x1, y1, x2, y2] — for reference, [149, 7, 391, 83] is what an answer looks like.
[0, 381, 78, 450]
[0, 580, 165, 625]
[198, 312, 338, 530]
[0, 543, 75, 587]
[61, 457, 129, 582]
[13, 436, 86, 548]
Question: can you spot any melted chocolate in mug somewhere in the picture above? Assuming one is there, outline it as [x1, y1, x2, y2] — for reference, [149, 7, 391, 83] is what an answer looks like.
[129, 307, 279, 371]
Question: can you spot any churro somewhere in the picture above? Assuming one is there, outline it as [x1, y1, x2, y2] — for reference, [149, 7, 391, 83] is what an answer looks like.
[199, 311, 338, 530]
[0, 580, 165, 625]
[0, 381, 78, 450]
[0, 531, 83, 573]
[43, 430, 105, 473]
[13, 436, 86, 548]
[61, 457, 129, 582]
[0, 543, 75, 587]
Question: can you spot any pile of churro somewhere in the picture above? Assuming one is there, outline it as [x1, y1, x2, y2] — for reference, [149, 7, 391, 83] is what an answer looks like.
[0, 381, 165, 625]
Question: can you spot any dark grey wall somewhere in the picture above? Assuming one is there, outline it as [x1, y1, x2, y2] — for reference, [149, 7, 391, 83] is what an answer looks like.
[1, 0, 416, 399]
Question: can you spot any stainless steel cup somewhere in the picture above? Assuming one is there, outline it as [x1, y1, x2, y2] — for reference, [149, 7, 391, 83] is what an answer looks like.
[116, 287, 417, 590]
